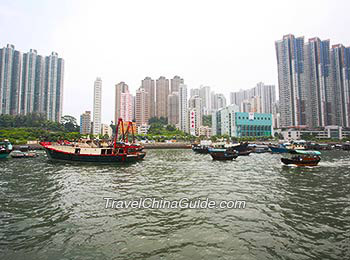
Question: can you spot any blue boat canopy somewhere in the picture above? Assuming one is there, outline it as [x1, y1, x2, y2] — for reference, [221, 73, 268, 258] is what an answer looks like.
[290, 150, 321, 155]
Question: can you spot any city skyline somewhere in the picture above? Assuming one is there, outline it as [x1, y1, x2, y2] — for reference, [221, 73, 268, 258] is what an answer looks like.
[1, 0, 349, 122]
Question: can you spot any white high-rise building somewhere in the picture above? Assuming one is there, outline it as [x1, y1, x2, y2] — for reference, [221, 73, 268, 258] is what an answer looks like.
[93, 77, 102, 136]
[188, 95, 202, 136]
[199, 85, 211, 115]
[179, 84, 188, 133]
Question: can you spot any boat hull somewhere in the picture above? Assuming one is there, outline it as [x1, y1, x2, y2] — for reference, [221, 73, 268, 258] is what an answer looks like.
[44, 147, 145, 163]
[0, 152, 10, 159]
[269, 146, 288, 153]
[281, 157, 320, 166]
[192, 147, 209, 154]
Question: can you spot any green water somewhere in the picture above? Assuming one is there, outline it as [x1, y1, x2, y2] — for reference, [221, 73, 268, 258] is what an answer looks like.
[0, 150, 349, 259]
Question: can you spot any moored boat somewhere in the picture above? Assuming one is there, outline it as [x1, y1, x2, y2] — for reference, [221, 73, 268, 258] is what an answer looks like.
[208, 148, 238, 160]
[0, 140, 12, 159]
[40, 118, 146, 163]
[10, 150, 38, 158]
[281, 150, 321, 166]
[269, 144, 289, 153]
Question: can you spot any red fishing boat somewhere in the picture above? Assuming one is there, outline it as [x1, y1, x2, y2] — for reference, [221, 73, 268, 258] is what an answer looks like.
[40, 118, 146, 163]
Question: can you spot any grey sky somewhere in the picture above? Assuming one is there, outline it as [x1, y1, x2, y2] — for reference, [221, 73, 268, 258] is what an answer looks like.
[1, 0, 349, 123]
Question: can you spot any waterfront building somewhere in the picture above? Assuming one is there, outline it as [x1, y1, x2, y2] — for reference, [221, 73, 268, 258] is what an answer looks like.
[199, 85, 211, 115]
[101, 123, 113, 138]
[212, 105, 272, 137]
[80, 111, 91, 135]
[141, 77, 155, 118]
[92, 77, 102, 136]
[281, 126, 350, 141]
[275, 34, 306, 127]
[179, 84, 188, 133]
[115, 82, 132, 123]
[0, 44, 64, 121]
[170, 75, 184, 93]
[188, 95, 202, 136]
[168, 91, 179, 125]
[155, 76, 169, 119]
[135, 88, 149, 126]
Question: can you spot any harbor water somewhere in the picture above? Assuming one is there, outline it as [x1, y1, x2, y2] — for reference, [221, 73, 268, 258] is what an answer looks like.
[1, 149, 349, 259]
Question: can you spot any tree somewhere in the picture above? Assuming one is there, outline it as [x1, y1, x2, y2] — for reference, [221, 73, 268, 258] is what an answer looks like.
[61, 115, 79, 132]
[203, 115, 212, 127]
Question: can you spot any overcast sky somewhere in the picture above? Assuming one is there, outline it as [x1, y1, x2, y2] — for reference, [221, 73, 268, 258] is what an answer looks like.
[1, 0, 349, 123]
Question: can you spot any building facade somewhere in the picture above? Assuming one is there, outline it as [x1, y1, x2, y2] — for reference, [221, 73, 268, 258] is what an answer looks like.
[155, 76, 169, 119]
[178, 84, 188, 133]
[115, 82, 131, 123]
[170, 75, 184, 93]
[275, 34, 306, 127]
[80, 111, 91, 135]
[212, 105, 272, 137]
[168, 91, 179, 126]
[188, 95, 202, 136]
[135, 88, 149, 126]
[141, 77, 155, 118]
[92, 77, 102, 135]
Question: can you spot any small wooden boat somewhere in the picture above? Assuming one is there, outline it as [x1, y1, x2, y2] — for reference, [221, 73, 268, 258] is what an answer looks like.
[10, 150, 38, 158]
[281, 150, 321, 166]
[208, 148, 238, 160]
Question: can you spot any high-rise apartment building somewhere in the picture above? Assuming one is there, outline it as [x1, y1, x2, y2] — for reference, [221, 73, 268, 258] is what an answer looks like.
[212, 93, 227, 111]
[115, 82, 132, 123]
[141, 77, 155, 118]
[170, 75, 184, 93]
[199, 85, 211, 115]
[275, 34, 306, 127]
[330, 44, 350, 128]
[179, 84, 188, 133]
[92, 77, 102, 135]
[168, 92, 179, 126]
[135, 88, 149, 126]
[155, 76, 169, 119]
[304, 38, 333, 127]
[0, 44, 22, 115]
[80, 111, 91, 135]
[0, 44, 64, 121]
[190, 88, 200, 97]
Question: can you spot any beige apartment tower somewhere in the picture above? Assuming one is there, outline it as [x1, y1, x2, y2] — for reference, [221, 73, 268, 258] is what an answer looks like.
[135, 88, 149, 126]
[155, 76, 169, 119]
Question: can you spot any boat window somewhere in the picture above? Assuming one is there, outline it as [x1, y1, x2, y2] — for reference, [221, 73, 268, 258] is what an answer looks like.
[101, 149, 106, 155]
[75, 148, 80, 154]
[107, 149, 112, 155]
[118, 148, 124, 154]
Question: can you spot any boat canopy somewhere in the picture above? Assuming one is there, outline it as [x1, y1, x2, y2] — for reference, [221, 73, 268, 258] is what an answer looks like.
[290, 150, 321, 155]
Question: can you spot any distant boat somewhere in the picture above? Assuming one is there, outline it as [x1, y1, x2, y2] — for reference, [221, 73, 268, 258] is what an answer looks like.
[40, 118, 146, 163]
[0, 140, 12, 159]
[281, 150, 321, 166]
[269, 144, 288, 153]
[208, 148, 238, 160]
